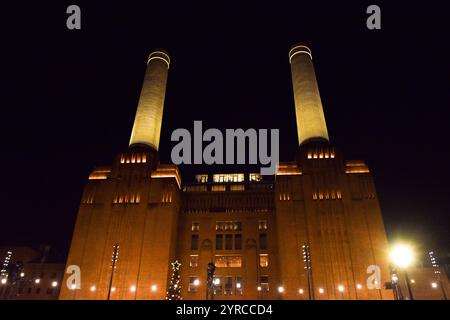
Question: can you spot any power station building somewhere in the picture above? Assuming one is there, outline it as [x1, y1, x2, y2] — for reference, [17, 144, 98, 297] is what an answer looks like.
[60, 45, 395, 300]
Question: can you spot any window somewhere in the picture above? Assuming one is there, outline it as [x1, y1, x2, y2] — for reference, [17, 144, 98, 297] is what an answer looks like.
[191, 222, 200, 232]
[46, 288, 53, 295]
[195, 174, 208, 183]
[249, 173, 262, 181]
[213, 276, 222, 295]
[216, 221, 241, 232]
[188, 277, 199, 293]
[259, 233, 267, 250]
[260, 276, 269, 292]
[230, 184, 245, 191]
[36, 288, 41, 294]
[190, 255, 199, 268]
[191, 234, 199, 250]
[27, 287, 32, 294]
[212, 185, 226, 192]
[259, 254, 269, 267]
[235, 234, 242, 250]
[225, 234, 233, 250]
[258, 220, 268, 231]
[224, 276, 233, 295]
[213, 173, 245, 183]
[216, 234, 223, 250]
[236, 277, 243, 295]
[214, 255, 242, 268]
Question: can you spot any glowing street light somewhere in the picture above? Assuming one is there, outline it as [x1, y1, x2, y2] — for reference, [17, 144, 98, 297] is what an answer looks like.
[338, 285, 344, 293]
[356, 284, 362, 290]
[193, 279, 200, 286]
[257, 286, 262, 292]
[431, 282, 438, 289]
[20, 272, 25, 278]
[278, 286, 284, 293]
[318, 288, 324, 294]
[34, 278, 41, 284]
[130, 285, 136, 292]
[151, 284, 157, 292]
[390, 244, 414, 269]
[1, 278, 6, 285]
[51, 281, 58, 287]
[390, 243, 415, 300]
[299, 288, 304, 294]
[90, 285, 96, 292]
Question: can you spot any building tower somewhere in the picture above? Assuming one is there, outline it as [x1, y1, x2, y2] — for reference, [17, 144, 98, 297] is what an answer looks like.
[273, 44, 393, 299]
[289, 45, 329, 145]
[60, 51, 181, 300]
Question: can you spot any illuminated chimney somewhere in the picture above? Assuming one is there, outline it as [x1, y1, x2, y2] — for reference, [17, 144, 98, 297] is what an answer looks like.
[289, 45, 329, 146]
[129, 50, 170, 150]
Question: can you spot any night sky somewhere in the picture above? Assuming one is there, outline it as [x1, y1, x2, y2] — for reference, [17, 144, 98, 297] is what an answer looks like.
[1, 1, 449, 258]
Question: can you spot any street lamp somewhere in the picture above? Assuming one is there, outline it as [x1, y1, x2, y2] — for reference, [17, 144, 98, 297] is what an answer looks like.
[390, 243, 415, 300]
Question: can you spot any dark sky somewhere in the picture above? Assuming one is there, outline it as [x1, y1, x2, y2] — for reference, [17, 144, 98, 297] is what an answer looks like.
[1, 1, 449, 258]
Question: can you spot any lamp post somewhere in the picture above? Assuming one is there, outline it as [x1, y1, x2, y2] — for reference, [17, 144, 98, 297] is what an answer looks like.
[302, 243, 314, 300]
[206, 262, 215, 300]
[390, 243, 414, 300]
[107, 243, 119, 300]
[429, 250, 448, 300]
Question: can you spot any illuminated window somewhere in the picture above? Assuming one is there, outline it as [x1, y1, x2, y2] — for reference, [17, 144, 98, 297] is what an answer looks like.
[189, 255, 198, 268]
[195, 175, 208, 183]
[188, 277, 199, 292]
[260, 276, 269, 292]
[236, 277, 243, 295]
[213, 173, 245, 183]
[259, 233, 268, 250]
[216, 221, 241, 232]
[249, 173, 262, 181]
[214, 255, 242, 268]
[230, 184, 245, 191]
[191, 235, 199, 250]
[213, 276, 223, 295]
[211, 185, 226, 192]
[259, 254, 269, 267]
[258, 220, 268, 231]
[184, 185, 207, 192]
[191, 222, 200, 232]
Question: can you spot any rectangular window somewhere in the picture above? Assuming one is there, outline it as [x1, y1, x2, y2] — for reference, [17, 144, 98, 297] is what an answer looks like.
[191, 234, 199, 250]
[235, 234, 242, 250]
[191, 222, 200, 232]
[214, 255, 242, 268]
[236, 277, 243, 296]
[216, 221, 241, 231]
[211, 185, 226, 192]
[224, 276, 233, 295]
[260, 276, 269, 292]
[258, 220, 268, 231]
[36, 288, 41, 294]
[213, 276, 222, 295]
[259, 233, 267, 250]
[46, 288, 53, 295]
[249, 173, 262, 181]
[216, 234, 223, 250]
[190, 255, 199, 268]
[225, 234, 233, 250]
[188, 276, 199, 293]
[259, 254, 269, 267]
[230, 184, 245, 191]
